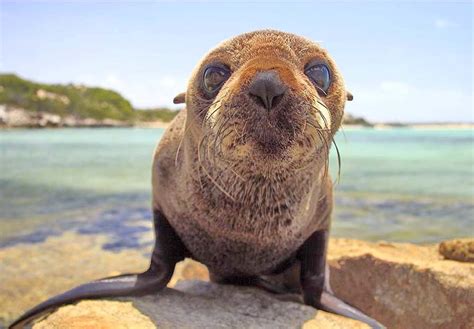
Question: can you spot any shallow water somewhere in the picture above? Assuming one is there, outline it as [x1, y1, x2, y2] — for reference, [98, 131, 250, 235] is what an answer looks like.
[1, 127, 473, 246]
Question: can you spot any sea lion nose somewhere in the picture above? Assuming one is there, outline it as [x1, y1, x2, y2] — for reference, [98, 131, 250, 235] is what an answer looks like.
[249, 71, 287, 111]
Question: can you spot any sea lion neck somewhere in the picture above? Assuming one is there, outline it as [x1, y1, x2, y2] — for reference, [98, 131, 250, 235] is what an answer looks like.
[184, 145, 323, 208]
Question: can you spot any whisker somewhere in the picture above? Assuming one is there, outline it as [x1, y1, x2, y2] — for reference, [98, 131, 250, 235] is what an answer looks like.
[203, 104, 222, 128]
[310, 104, 330, 131]
[332, 137, 342, 184]
[211, 115, 233, 160]
[175, 117, 195, 167]
[215, 127, 235, 157]
[197, 132, 236, 201]
[309, 102, 343, 184]
[316, 129, 330, 179]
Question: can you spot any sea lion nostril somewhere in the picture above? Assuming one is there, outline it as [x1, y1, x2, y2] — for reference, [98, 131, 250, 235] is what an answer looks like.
[249, 71, 287, 111]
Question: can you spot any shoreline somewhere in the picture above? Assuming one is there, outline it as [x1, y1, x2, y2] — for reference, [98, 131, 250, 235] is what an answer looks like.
[2, 121, 473, 130]
[2, 106, 472, 130]
[133, 120, 170, 129]
[342, 123, 473, 130]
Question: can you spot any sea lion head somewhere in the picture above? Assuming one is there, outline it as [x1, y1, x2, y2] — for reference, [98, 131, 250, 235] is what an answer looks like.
[179, 30, 351, 177]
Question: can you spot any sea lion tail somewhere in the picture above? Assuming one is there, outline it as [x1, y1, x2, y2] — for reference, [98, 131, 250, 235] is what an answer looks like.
[9, 267, 170, 329]
[320, 291, 386, 329]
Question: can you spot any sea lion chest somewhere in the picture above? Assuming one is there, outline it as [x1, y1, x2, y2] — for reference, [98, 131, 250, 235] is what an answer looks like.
[166, 178, 320, 277]
[169, 210, 309, 277]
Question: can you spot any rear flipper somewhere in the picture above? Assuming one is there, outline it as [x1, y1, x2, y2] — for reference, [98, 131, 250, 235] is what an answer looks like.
[9, 210, 188, 329]
[298, 230, 386, 329]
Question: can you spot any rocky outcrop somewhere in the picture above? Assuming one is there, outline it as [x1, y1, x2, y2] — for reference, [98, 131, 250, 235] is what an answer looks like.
[29, 238, 474, 329]
[0, 105, 131, 128]
[326, 239, 474, 329]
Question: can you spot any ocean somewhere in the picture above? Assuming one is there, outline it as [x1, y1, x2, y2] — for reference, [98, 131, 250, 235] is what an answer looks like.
[1, 127, 473, 247]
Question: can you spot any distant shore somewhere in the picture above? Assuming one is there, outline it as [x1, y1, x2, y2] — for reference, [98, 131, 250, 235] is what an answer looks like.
[0, 105, 173, 129]
[1, 106, 472, 130]
[134, 120, 170, 129]
[344, 123, 473, 130]
[4, 121, 472, 130]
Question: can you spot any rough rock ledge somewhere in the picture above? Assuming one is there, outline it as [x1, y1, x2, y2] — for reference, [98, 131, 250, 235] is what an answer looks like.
[33, 238, 474, 329]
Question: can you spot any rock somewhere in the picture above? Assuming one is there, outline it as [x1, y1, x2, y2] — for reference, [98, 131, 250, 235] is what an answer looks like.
[35, 281, 370, 329]
[0, 106, 33, 127]
[63, 115, 79, 127]
[439, 238, 474, 263]
[0, 233, 151, 326]
[37, 112, 62, 127]
[33, 300, 155, 329]
[101, 118, 129, 127]
[5, 237, 473, 328]
[0, 104, 132, 128]
[81, 118, 100, 126]
[327, 239, 474, 329]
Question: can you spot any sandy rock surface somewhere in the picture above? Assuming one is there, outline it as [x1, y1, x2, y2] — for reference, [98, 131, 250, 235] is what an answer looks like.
[35, 281, 369, 329]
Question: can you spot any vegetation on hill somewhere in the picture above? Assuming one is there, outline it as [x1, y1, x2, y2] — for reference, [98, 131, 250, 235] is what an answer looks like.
[134, 108, 179, 122]
[343, 113, 373, 126]
[0, 73, 179, 123]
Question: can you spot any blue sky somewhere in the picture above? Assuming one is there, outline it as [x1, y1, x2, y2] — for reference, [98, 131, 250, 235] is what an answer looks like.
[1, 1, 472, 122]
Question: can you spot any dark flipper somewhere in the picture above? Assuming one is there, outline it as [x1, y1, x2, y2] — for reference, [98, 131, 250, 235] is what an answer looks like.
[319, 291, 386, 329]
[8, 269, 169, 329]
[298, 229, 386, 329]
[9, 210, 188, 329]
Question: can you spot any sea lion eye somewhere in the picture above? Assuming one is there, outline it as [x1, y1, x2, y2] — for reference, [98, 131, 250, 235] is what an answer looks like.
[202, 65, 231, 97]
[304, 63, 331, 96]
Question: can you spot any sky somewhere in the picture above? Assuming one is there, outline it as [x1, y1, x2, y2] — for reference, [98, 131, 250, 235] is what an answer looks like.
[0, 1, 472, 123]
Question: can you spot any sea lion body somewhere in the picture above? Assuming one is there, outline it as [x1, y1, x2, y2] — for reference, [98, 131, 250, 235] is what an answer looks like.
[153, 109, 332, 276]
[152, 30, 340, 277]
[10, 30, 385, 329]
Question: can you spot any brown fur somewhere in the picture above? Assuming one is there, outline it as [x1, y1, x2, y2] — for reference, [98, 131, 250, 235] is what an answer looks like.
[152, 30, 347, 277]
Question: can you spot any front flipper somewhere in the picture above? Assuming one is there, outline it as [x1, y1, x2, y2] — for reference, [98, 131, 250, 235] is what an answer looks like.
[319, 291, 385, 329]
[298, 230, 385, 329]
[9, 209, 188, 329]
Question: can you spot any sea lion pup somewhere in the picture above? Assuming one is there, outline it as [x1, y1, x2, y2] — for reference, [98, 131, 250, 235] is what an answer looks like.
[10, 30, 384, 328]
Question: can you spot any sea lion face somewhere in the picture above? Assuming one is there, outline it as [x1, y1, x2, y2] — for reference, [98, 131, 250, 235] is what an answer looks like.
[184, 30, 348, 176]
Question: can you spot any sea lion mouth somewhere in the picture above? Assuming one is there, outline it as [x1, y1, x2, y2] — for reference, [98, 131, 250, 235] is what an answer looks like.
[246, 102, 301, 155]
[200, 84, 331, 163]
[219, 71, 305, 156]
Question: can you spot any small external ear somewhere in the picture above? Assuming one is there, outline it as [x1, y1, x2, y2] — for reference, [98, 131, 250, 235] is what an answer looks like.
[346, 91, 354, 101]
[173, 92, 186, 104]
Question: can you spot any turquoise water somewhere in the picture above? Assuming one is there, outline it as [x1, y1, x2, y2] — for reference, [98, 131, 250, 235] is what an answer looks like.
[0, 127, 473, 245]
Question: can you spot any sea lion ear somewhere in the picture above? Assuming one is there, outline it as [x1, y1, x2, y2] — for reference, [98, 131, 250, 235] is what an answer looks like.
[346, 91, 354, 101]
[173, 92, 186, 104]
